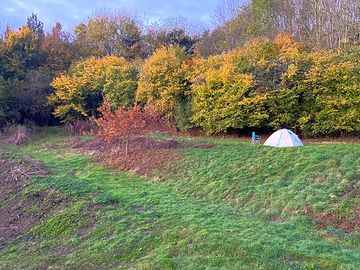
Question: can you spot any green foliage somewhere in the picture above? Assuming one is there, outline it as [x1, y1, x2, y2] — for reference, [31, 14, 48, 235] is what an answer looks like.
[73, 13, 143, 59]
[0, 76, 8, 125]
[0, 70, 53, 126]
[103, 63, 138, 109]
[297, 51, 360, 134]
[144, 28, 198, 56]
[49, 56, 138, 122]
[266, 88, 300, 130]
[14, 69, 53, 124]
[173, 97, 193, 131]
[0, 27, 38, 79]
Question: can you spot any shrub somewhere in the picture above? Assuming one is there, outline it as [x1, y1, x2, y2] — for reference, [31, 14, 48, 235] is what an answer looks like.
[191, 42, 276, 133]
[64, 120, 96, 136]
[49, 56, 138, 122]
[296, 51, 360, 135]
[191, 34, 360, 135]
[93, 100, 169, 155]
[136, 45, 192, 129]
[0, 124, 28, 145]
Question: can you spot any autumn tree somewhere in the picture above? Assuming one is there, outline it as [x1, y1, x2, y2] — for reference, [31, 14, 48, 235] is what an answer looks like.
[144, 27, 198, 56]
[42, 22, 75, 73]
[191, 54, 263, 133]
[296, 50, 360, 134]
[94, 100, 169, 155]
[193, 34, 303, 134]
[27, 13, 45, 39]
[0, 26, 38, 79]
[192, 33, 360, 135]
[0, 23, 54, 126]
[73, 11, 144, 59]
[136, 45, 192, 130]
[201, 0, 360, 57]
[49, 56, 138, 122]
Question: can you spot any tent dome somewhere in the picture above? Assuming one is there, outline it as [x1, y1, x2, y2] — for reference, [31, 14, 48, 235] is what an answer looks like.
[264, 129, 303, 147]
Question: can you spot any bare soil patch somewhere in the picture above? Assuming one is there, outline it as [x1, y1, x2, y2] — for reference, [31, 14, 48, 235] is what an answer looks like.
[0, 153, 68, 248]
[0, 153, 48, 201]
[305, 206, 360, 234]
[69, 136, 214, 176]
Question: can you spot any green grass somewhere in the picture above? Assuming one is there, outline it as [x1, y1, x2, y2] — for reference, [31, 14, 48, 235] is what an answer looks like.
[0, 130, 360, 269]
[168, 138, 360, 218]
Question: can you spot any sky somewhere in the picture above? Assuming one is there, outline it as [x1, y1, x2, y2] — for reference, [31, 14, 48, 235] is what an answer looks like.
[1, 0, 226, 32]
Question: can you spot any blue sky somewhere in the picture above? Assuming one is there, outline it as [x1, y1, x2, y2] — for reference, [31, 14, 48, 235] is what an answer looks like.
[1, 0, 227, 31]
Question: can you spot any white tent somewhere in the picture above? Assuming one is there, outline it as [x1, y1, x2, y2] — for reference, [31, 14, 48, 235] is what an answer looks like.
[264, 129, 303, 147]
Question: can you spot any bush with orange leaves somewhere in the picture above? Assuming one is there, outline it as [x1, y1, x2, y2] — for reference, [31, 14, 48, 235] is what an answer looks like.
[93, 101, 170, 155]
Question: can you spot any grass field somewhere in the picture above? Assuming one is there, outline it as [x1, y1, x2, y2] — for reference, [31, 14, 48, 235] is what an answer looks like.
[1, 129, 360, 269]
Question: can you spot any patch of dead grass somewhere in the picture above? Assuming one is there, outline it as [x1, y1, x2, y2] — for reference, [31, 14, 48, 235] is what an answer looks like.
[69, 136, 214, 176]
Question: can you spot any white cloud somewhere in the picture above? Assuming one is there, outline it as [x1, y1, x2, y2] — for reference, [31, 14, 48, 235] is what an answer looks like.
[1, 0, 231, 31]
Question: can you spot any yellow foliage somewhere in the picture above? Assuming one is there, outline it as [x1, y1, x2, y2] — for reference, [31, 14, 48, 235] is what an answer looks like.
[191, 51, 262, 133]
[282, 63, 298, 81]
[298, 49, 360, 133]
[274, 33, 302, 61]
[49, 55, 138, 121]
[4, 27, 34, 48]
[136, 45, 190, 122]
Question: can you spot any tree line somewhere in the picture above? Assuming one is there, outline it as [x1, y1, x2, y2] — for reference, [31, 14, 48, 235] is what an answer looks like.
[0, 0, 359, 135]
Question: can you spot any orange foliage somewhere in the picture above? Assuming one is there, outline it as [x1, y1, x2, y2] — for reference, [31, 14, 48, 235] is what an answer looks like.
[93, 100, 170, 154]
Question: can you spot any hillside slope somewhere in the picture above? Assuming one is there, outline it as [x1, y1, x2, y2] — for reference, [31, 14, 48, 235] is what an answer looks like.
[0, 131, 360, 269]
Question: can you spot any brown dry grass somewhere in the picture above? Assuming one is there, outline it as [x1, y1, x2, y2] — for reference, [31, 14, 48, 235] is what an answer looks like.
[69, 136, 213, 176]
[0, 125, 29, 145]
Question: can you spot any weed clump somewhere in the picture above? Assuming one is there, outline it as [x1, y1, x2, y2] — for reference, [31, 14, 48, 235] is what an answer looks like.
[1, 125, 29, 145]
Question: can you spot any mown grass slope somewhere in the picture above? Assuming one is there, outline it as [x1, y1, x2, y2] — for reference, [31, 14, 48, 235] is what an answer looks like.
[168, 136, 360, 220]
[0, 130, 360, 269]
